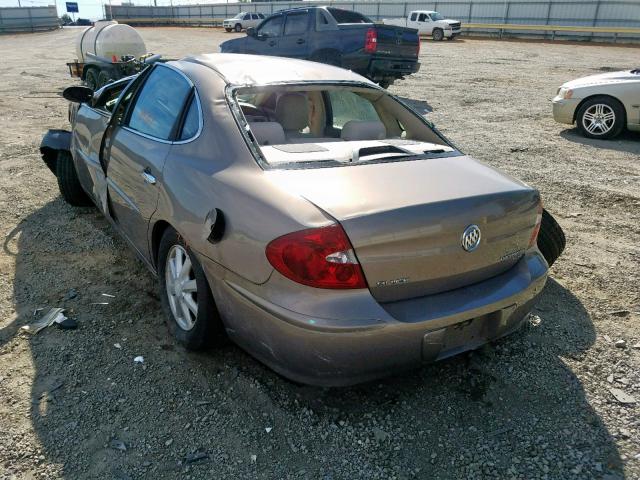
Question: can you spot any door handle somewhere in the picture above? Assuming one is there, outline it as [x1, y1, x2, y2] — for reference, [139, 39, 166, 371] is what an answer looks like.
[141, 170, 156, 185]
[296, 38, 305, 44]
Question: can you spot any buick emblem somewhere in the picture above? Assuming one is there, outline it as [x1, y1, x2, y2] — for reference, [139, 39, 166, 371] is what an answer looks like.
[461, 224, 481, 252]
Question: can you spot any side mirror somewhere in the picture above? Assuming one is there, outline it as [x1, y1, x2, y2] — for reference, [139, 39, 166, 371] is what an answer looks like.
[62, 85, 94, 104]
[246, 27, 256, 37]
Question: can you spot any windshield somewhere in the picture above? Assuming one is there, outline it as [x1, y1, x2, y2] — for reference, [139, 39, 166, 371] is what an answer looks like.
[430, 12, 444, 21]
[233, 84, 456, 169]
[232, 12, 244, 19]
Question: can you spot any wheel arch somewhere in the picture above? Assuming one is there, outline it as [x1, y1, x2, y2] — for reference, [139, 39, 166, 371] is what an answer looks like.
[572, 93, 627, 124]
[150, 219, 173, 269]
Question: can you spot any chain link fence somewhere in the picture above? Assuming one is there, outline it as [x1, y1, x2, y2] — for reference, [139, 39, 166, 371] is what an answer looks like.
[105, 0, 640, 42]
[0, 6, 60, 34]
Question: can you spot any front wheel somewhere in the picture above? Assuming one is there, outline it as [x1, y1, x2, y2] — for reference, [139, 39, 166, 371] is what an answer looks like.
[56, 150, 92, 206]
[576, 96, 625, 139]
[234, 23, 242, 32]
[432, 28, 444, 41]
[158, 228, 223, 350]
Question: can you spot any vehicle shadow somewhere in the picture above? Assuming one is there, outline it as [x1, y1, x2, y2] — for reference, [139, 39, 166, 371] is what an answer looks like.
[560, 128, 640, 155]
[1, 198, 625, 479]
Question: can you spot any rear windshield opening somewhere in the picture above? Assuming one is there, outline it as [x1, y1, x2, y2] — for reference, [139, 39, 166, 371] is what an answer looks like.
[232, 84, 456, 169]
[327, 8, 371, 24]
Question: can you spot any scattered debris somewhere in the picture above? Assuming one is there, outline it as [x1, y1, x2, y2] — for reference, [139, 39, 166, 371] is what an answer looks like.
[565, 212, 583, 218]
[62, 288, 78, 301]
[509, 147, 528, 153]
[184, 451, 208, 464]
[114, 343, 122, 349]
[90, 302, 109, 306]
[250, 454, 257, 463]
[55, 317, 78, 330]
[21, 308, 66, 334]
[164, 439, 173, 447]
[265, 427, 272, 433]
[633, 342, 640, 350]
[109, 439, 127, 452]
[133, 356, 144, 364]
[607, 309, 630, 317]
[609, 388, 637, 404]
[372, 427, 388, 442]
[102, 293, 115, 298]
[606, 374, 614, 383]
[614, 340, 626, 349]
[528, 314, 542, 327]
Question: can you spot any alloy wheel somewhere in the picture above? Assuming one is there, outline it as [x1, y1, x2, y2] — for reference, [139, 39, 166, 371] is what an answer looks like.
[582, 103, 615, 136]
[165, 245, 198, 331]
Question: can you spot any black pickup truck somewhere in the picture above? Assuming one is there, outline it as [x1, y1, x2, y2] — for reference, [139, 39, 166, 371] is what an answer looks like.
[220, 6, 420, 87]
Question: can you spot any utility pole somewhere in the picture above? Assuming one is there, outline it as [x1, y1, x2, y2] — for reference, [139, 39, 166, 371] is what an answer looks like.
[18, 0, 21, 7]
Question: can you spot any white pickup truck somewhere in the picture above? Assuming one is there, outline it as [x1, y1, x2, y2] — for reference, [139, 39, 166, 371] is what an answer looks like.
[382, 11, 462, 41]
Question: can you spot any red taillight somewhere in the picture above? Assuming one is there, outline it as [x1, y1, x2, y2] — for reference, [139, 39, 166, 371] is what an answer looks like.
[266, 224, 367, 289]
[528, 200, 543, 248]
[364, 28, 377, 53]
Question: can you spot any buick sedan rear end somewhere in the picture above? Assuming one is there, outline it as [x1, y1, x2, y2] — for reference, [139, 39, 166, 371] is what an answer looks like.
[53, 54, 551, 386]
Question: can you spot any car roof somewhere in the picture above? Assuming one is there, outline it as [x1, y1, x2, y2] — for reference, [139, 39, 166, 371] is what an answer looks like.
[177, 53, 376, 87]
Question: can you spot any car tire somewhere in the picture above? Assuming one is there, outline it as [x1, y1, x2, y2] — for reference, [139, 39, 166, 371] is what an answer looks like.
[225, 28, 232, 32]
[234, 23, 242, 32]
[56, 150, 92, 206]
[432, 28, 444, 41]
[378, 79, 394, 89]
[41, 148, 58, 175]
[575, 95, 625, 140]
[537, 209, 566, 267]
[158, 228, 223, 350]
[84, 68, 99, 90]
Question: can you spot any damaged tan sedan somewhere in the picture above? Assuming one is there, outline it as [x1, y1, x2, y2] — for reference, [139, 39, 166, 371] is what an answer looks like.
[41, 54, 565, 386]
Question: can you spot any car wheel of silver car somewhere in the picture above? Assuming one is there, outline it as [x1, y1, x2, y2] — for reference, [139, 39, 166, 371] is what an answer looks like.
[576, 96, 625, 140]
[432, 28, 444, 41]
[158, 228, 223, 350]
[234, 23, 242, 32]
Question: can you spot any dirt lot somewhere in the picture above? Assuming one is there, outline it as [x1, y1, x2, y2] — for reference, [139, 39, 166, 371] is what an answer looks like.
[0, 27, 639, 479]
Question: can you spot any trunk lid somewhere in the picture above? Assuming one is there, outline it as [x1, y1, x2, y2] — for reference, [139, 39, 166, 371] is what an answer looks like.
[266, 156, 540, 303]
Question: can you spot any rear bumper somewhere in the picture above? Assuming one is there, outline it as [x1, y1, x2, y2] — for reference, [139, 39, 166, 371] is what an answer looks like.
[201, 250, 548, 386]
[368, 58, 420, 79]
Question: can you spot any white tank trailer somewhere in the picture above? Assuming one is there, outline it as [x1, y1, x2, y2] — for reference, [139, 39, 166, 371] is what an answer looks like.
[67, 21, 158, 90]
[76, 20, 147, 63]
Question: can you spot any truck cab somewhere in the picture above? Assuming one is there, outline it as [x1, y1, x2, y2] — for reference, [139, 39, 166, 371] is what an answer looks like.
[384, 10, 462, 41]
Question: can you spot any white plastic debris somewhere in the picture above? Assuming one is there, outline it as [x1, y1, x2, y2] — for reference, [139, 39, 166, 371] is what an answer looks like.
[250, 454, 257, 463]
[20, 308, 66, 334]
[265, 427, 272, 433]
[133, 356, 144, 363]
[114, 343, 122, 349]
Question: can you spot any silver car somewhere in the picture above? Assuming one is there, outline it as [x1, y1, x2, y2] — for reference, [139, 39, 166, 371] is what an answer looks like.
[552, 68, 640, 139]
[44, 54, 564, 386]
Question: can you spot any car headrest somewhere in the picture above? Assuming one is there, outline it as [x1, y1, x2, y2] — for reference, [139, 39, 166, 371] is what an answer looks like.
[341, 120, 386, 141]
[275, 93, 309, 131]
[249, 122, 285, 146]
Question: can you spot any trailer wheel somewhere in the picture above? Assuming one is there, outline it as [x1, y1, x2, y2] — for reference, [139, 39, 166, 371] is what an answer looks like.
[97, 70, 112, 89]
[85, 68, 99, 90]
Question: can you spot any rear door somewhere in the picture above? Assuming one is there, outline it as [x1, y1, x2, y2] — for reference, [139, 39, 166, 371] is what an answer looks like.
[103, 64, 193, 259]
[249, 14, 283, 54]
[278, 11, 311, 58]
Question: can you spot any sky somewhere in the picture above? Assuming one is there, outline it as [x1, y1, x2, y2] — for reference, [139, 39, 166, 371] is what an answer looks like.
[0, 0, 237, 20]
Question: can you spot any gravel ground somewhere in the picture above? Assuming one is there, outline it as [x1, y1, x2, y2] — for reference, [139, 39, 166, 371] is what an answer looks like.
[0, 27, 639, 480]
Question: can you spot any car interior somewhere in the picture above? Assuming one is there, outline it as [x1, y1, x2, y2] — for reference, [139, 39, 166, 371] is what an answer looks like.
[235, 85, 454, 166]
